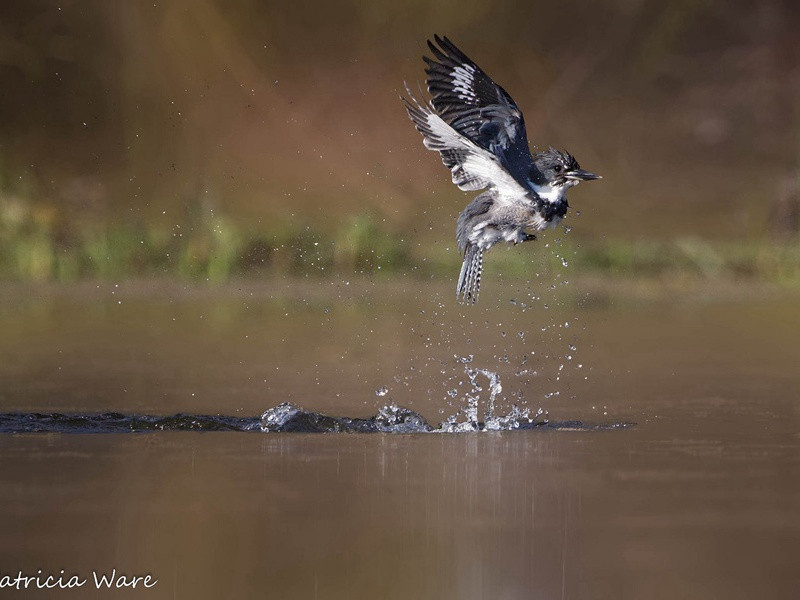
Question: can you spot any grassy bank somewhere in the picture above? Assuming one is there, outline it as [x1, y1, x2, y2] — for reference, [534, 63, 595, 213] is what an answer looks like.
[1, 198, 799, 285]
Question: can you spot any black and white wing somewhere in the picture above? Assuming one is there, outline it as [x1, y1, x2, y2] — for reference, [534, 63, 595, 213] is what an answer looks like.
[423, 35, 535, 183]
[402, 84, 526, 197]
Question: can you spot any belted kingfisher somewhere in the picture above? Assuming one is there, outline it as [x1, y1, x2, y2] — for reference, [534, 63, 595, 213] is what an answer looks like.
[402, 35, 601, 303]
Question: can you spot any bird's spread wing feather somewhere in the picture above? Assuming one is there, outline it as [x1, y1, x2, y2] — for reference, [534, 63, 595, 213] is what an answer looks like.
[423, 35, 535, 181]
[402, 85, 526, 198]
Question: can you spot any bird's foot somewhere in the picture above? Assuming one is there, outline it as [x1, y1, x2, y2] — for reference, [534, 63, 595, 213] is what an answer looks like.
[513, 233, 537, 246]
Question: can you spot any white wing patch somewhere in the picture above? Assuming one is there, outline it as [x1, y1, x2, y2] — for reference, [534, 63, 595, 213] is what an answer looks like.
[403, 86, 528, 201]
[450, 64, 477, 103]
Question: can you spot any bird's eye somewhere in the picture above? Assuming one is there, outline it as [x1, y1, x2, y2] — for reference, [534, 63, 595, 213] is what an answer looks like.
[554, 165, 562, 173]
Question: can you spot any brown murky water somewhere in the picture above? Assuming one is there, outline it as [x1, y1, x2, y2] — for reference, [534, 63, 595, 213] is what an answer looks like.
[0, 279, 798, 599]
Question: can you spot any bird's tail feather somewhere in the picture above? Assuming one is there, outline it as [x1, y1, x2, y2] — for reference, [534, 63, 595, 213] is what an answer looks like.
[457, 244, 483, 304]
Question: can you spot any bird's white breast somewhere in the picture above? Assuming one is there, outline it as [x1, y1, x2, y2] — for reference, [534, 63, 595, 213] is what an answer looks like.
[532, 183, 567, 204]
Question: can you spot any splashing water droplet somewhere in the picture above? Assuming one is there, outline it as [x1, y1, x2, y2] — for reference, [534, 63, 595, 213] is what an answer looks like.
[375, 387, 388, 397]
[374, 404, 428, 432]
[260, 402, 302, 432]
[485, 404, 531, 431]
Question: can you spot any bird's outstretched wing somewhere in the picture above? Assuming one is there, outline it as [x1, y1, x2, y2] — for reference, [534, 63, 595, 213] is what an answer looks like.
[423, 35, 535, 183]
[402, 84, 526, 197]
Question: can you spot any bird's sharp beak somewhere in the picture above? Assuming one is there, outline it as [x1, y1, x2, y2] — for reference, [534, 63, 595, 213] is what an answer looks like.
[567, 169, 601, 181]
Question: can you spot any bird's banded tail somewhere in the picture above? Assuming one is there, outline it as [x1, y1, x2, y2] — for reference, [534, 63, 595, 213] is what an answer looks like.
[457, 244, 483, 304]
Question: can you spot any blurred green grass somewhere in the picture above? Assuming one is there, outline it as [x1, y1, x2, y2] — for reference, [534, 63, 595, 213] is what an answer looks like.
[1, 196, 799, 285]
[0, 197, 412, 282]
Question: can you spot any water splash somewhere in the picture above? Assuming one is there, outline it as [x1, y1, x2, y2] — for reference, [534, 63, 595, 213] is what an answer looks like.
[438, 366, 538, 432]
[465, 368, 503, 420]
[484, 404, 530, 431]
[374, 403, 432, 433]
[0, 408, 630, 434]
[260, 402, 302, 430]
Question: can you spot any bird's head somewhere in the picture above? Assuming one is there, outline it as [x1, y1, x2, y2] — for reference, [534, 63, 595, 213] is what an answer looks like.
[533, 147, 601, 189]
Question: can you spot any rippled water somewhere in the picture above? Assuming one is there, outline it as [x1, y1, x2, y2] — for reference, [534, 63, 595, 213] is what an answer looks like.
[0, 401, 629, 434]
[0, 280, 798, 599]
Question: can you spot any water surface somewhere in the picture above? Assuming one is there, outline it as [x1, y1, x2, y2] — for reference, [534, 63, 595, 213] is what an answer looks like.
[0, 279, 798, 599]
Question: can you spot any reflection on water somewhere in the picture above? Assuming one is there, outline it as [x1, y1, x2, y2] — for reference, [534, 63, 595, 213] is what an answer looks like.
[0, 280, 798, 599]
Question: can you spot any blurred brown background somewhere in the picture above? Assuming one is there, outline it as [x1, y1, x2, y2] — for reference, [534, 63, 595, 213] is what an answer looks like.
[1, 0, 799, 281]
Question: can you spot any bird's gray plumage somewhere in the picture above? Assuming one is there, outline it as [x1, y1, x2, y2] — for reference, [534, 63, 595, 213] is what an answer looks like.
[455, 193, 492, 302]
[403, 35, 600, 304]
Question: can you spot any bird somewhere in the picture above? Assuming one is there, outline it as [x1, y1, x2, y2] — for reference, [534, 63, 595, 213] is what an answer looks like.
[402, 35, 600, 304]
